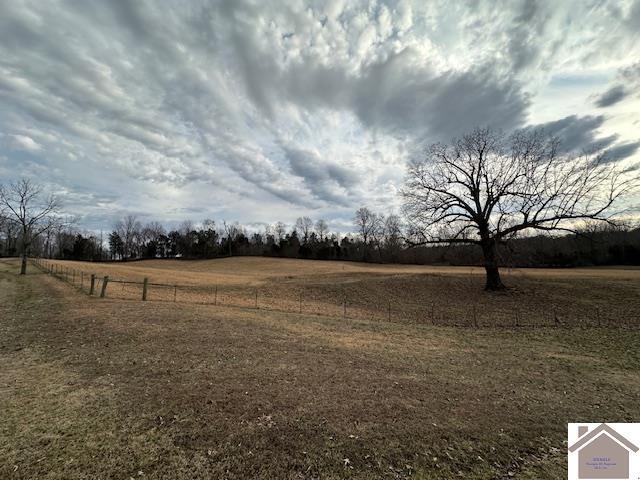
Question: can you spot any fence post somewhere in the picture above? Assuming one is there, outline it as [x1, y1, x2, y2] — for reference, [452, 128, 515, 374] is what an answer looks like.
[142, 278, 148, 301]
[90, 274, 96, 295]
[100, 276, 109, 298]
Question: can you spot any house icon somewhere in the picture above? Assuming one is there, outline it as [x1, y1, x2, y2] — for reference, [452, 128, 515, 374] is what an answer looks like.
[569, 424, 639, 479]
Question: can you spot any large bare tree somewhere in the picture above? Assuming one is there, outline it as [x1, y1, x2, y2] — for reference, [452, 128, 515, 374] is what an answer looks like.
[0, 179, 61, 274]
[402, 127, 636, 290]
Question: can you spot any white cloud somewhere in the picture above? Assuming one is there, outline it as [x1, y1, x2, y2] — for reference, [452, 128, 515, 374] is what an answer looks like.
[8, 134, 42, 152]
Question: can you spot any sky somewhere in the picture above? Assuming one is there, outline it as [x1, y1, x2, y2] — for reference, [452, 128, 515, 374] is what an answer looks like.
[1, 0, 639, 233]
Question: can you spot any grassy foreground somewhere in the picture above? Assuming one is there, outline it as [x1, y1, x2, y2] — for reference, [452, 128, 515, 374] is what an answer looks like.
[1, 260, 639, 479]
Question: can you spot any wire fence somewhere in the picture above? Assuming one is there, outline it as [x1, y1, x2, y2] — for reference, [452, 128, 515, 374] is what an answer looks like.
[31, 258, 640, 329]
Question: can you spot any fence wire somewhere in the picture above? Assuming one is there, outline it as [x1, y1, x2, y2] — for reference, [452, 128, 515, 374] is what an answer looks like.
[31, 258, 640, 329]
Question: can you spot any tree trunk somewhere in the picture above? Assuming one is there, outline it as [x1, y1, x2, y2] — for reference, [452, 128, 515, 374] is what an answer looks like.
[481, 239, 505, 291]
[20, 253, 27, 275]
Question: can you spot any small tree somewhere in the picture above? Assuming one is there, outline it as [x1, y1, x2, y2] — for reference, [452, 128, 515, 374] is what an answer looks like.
[315, 219, 329, 242]
[295, 216, 314, 244]
[354, 207, 383, 260]
[0, 179, 61, 274]
[402, 127, 636, 290]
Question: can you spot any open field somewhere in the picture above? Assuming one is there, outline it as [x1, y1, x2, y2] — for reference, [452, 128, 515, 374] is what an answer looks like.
[1, 258, 639, 479]
[36, 257, 640, 327]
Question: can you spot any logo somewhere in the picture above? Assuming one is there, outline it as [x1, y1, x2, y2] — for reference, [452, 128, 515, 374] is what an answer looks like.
[568, 423, 640, 479]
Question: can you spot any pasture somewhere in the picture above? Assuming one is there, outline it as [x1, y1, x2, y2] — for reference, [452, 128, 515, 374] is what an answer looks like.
[1, 257, 640, 479]
[35, 257, 640, 327]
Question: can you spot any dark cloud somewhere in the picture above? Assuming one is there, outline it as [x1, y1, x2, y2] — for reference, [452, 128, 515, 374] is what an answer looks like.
[595, 85, 628, 107]
[529, 115, 616, 153]
[603, 142, 640, 163]
[351, 53, 529, 139]
[283, 146, 358, 206]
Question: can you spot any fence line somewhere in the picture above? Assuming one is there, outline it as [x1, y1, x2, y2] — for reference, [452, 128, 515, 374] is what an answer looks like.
[29, 258, 640, 329]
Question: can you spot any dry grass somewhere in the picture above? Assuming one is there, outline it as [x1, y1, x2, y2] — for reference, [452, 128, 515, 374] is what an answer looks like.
[38, 257, 640, 327]
[1, 258, 640, 479]
[37, 256, 640, 285]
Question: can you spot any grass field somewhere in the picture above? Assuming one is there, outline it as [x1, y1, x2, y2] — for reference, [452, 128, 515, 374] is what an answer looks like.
[1, 257, 640, 479]
[37, 257, 640, 327]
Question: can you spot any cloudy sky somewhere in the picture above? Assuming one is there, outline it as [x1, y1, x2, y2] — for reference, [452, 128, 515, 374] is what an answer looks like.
[1, 0, 639, 232]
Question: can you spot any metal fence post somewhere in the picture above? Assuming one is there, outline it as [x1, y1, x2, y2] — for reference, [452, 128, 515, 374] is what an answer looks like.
[142, 278, 148, 301]
[90, 274, 96, 295]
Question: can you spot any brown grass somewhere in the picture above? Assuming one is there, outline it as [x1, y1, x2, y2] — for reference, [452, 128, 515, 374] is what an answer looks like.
[37, 257, 640, 327]
[1, 258, 640, 479]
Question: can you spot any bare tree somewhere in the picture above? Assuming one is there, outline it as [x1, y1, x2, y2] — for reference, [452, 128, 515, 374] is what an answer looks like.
[402, 127, 636, 290]
[354, 207, 384, 260]
[295, 216, 314, 244]
[383, 214, 404, 260]
[0, 179, 61, 274]
[223, 220, 243, 256]
[273, 221, 286, 244]
[115, 215, 142, 259]
[315, 219, 329, 242]
[354, 207, 380, 245]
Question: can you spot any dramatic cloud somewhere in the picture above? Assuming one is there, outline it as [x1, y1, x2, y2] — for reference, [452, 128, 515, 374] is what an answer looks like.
[595, 85, 628, 108]
[1, 0, 639, 231]
[604, 142, 640, 163]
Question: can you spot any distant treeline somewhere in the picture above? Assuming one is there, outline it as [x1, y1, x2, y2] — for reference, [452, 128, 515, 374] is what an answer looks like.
[2, 210, 639, 267]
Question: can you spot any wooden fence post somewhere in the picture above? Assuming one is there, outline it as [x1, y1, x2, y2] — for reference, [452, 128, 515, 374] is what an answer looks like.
[142, 278, 148, 301]
[100, 276, 109, 298]
[90, 274, 96, 295]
